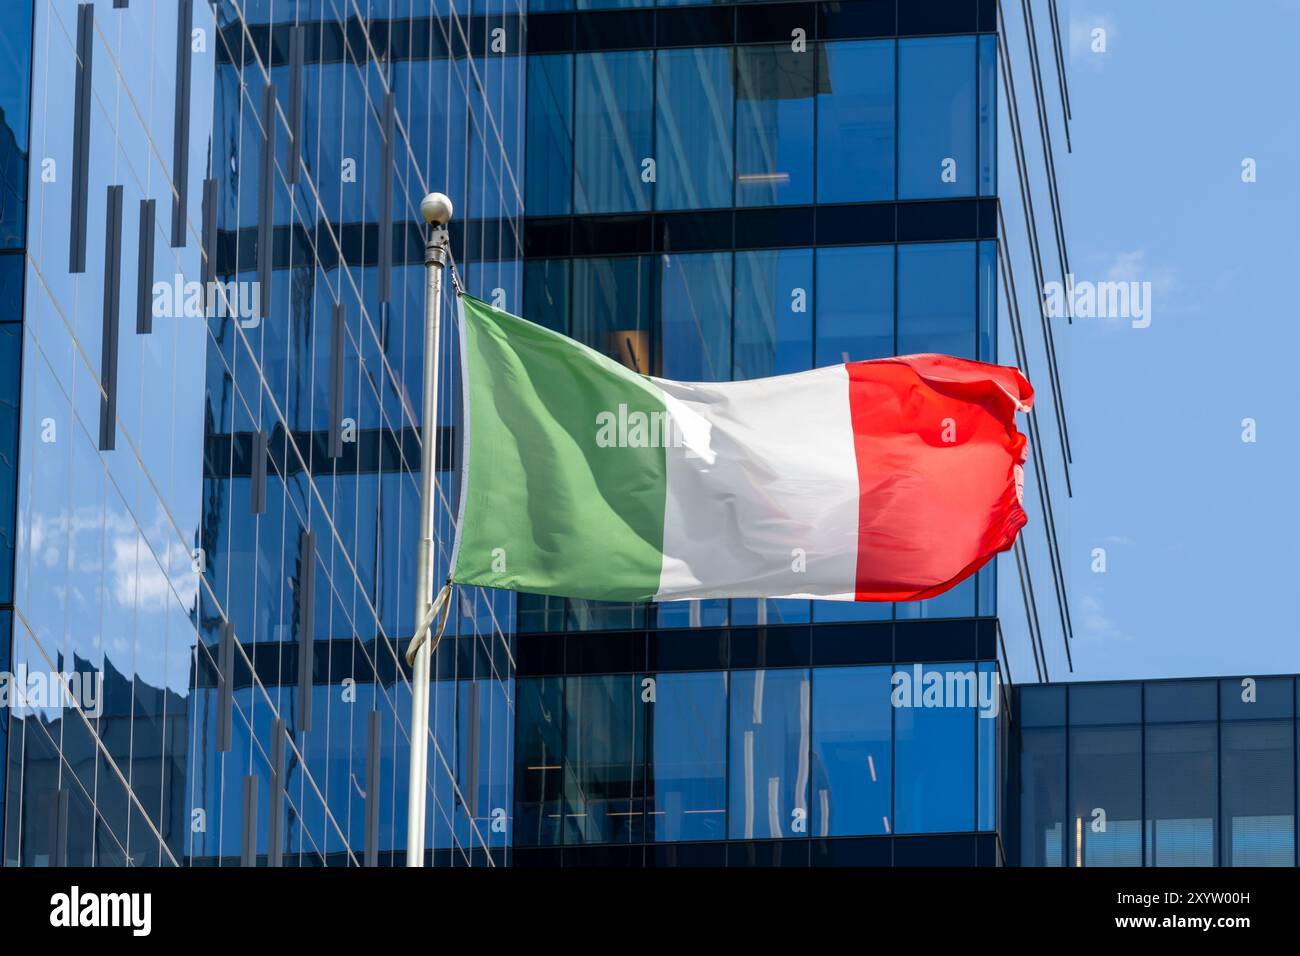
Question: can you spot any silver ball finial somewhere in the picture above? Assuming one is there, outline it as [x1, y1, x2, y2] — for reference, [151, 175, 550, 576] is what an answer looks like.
[420, 192, 453, 225]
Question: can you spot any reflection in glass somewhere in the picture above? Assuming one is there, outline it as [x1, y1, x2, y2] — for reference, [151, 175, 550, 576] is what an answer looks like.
[571, 256, 654, 370]
[574, 51, 653, 213]
[648, 672, 728, 842]
[514, 677, 565, 846]
[733, 248, 813, 379]
[1222, 720, 1295, 866]
[1069, 723, 1142, 865]
[1145, 721, 1217, 866]
[563, 675, 645, 844]
[728, 669, 810, 840]
[656, 47, 734, 210]
[897, 241, 977, 360]
[811, 666, 892, 836]
[525, 55, 573, 216]
[1019, 724, 1066, 866]
[659, 252, 732, 381]
[814, 246, 893, 366]
[894, 665, 976, 833]
[899, 36, 976, 199]
[735, 45, 814, 206]
[817, 40, 894, 202]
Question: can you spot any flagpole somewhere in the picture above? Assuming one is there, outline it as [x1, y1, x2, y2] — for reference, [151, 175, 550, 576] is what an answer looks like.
[406, 191, 453, 867]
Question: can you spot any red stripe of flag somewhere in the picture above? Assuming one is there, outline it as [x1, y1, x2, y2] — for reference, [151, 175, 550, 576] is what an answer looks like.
[845, 353, 1033, 602]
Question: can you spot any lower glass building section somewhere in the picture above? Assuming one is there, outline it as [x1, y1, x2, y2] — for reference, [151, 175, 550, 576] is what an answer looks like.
[1014, 677, 1299, 867]
[510, 619, 1006, 867]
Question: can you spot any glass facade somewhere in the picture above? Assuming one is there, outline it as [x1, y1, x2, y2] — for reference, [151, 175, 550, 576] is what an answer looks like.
[4, 0, 520, 867]
[513, 653, 1005, 866]
[1015, 678, 1299, 868]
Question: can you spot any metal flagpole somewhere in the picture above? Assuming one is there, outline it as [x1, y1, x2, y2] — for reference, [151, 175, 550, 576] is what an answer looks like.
[406, 191, 453, 867]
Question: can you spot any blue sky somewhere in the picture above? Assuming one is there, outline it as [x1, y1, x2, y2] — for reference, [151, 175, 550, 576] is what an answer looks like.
[1063, 0, 1300, 679]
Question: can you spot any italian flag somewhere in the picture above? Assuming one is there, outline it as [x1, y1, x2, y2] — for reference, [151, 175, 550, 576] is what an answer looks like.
[450, 295, 1032, 603]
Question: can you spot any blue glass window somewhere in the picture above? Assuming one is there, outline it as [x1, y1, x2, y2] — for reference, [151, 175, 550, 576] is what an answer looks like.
[729, 669, 810, 840]
[1145, 720, 1217, 866]
[648, 672, 728, 842]
[733, 248, 813, 379]
[659, 252, 732, 381]
[0, 321, 18, 605]
[563, 675, 646, 844]
[1019, 723, 1066, 866]
[1222, 719, 1295, 866]
[656, 48, 734, 210]
[811, 666, 892, 836]
[814, 245, 893, 366]
[574, 51, 654, 213]
[571, 256, 654, 370]
[899, 36, 977, 199]
[893, 664, 977, 833]
[0, 0, 32, 248]
[978, 34, 997, 196]
[525, 55, 573, 216]
[1068, 684, 1143, 865]
[514, 677, 565, 846]
[523, 259, 570, 334]
[816, 40, 895, 202]
[735, 46, 814, 206]
[897, 241, 977, 360]
[978, 239, 997, 363]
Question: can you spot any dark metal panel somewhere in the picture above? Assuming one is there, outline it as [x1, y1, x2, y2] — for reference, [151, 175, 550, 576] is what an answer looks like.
[249, 430, 267, 514]
[136, 199, 155, 334]
[378, 92, 395, 303]
[257, 82, 276, 322]
[98, 185, 123, 451]
[328, 304, 345, 458]
[364, 710, 381, 866]
[240, 775, 258, 866]
[170, 0, 194, 246]
[217, 621, 234, 753]
[286, 26, 305, 184]
[69, 4, 94, 273]
[268, 718, 286, 867]
[297, 530, 316, 731]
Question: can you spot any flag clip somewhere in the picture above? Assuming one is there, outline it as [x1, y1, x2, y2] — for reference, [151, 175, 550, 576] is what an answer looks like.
[404, 581, 454, 668]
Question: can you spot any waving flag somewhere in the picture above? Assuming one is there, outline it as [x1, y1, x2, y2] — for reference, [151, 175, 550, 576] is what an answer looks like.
[449, 295, 1032, 603]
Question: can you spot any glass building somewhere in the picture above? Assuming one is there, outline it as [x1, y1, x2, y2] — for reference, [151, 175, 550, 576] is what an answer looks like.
[1016, 677, 1299, 868]
[3, 0, 521, 867]
[0, 0, 1098, 868]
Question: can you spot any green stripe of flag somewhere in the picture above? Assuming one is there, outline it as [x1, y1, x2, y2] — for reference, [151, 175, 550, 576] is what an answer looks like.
[452, 295, 668, 602]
